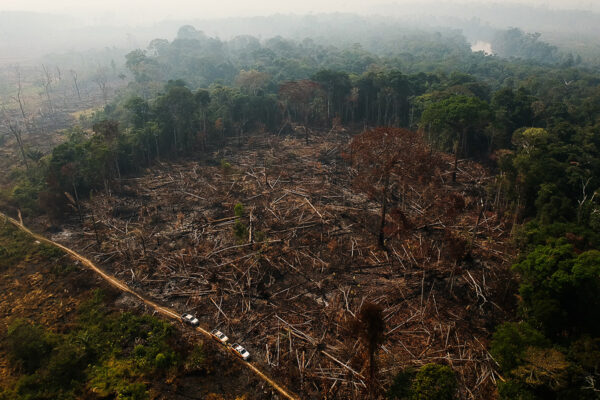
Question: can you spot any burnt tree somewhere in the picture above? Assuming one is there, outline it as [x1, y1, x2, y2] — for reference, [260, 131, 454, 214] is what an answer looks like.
[347, 127, 438, 247]
[352, 302, 385, 398]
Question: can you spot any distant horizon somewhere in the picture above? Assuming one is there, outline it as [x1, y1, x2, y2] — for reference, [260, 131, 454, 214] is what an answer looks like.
[1, 0, 599, 26]
[2, 1, 599, 64]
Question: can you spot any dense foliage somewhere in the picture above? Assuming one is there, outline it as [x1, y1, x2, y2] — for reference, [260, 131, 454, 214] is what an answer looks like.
[0, 290, 206, 400]
[387, 364, 458, 400]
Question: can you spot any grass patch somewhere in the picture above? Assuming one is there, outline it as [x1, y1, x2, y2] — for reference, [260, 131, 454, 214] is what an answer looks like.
[0, 221, 65, 270]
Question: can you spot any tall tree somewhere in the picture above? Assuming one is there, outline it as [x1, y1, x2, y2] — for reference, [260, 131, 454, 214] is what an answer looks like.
[420, 95, 491, 182]
[279, 80, 325, 141]
[235, 69, 271, 96]
[93, 67, 109, 105]
[312, 70, 351, 125]
[194, 89, 210, 148]
[153, 83, 196, 152]
[3, 116, 28, 170]
[124, 96, 151, 129]
[12, 66, 27, 120]
[41, 64, 54, 114]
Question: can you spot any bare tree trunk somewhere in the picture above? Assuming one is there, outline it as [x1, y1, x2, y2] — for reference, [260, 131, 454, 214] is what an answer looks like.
[41, 64, 54, 113]
[94, 67, 109, 105]
[453, 149, 458, 183]
[304, 115, 309, 145]
[452, 130, 466, 183]
[202, 113, 207, 150]
[72, 182, 83, 223]
[173, 126, 178, 153]
[70, 70, 81, 101]
[264, 159, 268, 186]
[10, 123, 29, 170]
[248, 209, 254, 243]
[364, 94, 369, 126]
[90, 208, 101, 245]
[326, 94, 331, 126]
[378, 175, 390, 248]
[115, 158, 122, 181]
[12, 67, 27, 120]
[3, 111, 29, 170]
[470, 202, 485, 249]
[154, 133, 160, 160]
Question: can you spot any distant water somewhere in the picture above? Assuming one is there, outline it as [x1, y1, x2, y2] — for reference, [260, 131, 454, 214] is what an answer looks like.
[471, 40, 493, 55]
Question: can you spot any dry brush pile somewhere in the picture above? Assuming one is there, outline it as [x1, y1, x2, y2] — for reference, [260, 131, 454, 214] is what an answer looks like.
[51, 128, 515, 399]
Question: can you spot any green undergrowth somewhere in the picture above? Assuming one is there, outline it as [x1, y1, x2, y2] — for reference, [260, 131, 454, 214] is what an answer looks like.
[387, 363, 458, 400]
[0, 289, 208, 400]
[0, 221, 208, 399]
[0, 219, 64, 270]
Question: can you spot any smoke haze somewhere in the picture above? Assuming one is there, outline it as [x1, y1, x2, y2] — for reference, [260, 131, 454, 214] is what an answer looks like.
[1, 0, 599, 62]
[0, 1, 599, 24]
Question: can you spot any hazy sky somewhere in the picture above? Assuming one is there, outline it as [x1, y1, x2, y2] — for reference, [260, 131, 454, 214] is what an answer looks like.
[1, 0, 598, 24]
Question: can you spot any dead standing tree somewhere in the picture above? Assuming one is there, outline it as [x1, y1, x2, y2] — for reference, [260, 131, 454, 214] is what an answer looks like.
[94, 67, 109, 105]
[41, 64, 54, 114]
[2, 115, 29, 170]
[12, 66, 27, 120]
[70, 69, 81, 102]
[346, 127, 439, 247]
[350, 302, 386, 399]
[279, 80, 325, 144]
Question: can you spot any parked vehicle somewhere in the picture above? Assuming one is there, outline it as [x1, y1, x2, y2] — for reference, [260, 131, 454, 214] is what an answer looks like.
[230, 343, 251, 361]
[210, 329, 229, 344]
[181, 313, 199, 326]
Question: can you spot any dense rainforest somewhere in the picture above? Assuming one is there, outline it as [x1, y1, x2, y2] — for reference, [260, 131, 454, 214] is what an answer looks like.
[2, 22, 600, 399]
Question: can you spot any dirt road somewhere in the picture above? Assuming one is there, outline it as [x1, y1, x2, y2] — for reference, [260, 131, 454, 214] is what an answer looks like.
[1, 212, 299, 400]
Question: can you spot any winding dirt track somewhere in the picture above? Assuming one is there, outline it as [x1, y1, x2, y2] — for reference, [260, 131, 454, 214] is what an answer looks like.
[1, 212, 299, 400]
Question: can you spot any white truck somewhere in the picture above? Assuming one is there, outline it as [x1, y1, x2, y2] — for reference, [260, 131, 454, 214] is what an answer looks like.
[210, 329, 229, 344]
[181, 313, 199, 327]
[230, 343, 251, 361]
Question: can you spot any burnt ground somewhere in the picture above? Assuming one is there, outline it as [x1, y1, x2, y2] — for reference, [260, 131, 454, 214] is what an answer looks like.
[44, 130, 516, 399]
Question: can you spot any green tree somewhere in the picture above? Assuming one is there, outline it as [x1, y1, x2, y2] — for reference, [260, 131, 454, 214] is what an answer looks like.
[194, 89, 211, 148]
[153, 83, 197, 152]
[410, 364, 457, 400]
[123, 96, 151, 129]
[513, 240, 600, 337]
[489, 87, 535, 150]
[420, 95, 490, 181]
[5, 320, 54, 373]
[312, 70, 351, 125]
[45, 342, 88, 389]
[490, 322, 549, 372]
[387, 368, 416, 399]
